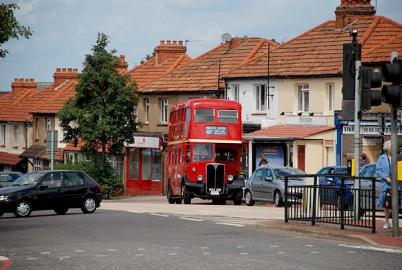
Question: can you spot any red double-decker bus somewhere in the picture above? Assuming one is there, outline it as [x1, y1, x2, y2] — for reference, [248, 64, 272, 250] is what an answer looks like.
[165, 99, 244, 205]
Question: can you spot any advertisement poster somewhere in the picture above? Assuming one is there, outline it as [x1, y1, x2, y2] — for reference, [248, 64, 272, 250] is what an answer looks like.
[255, 145, 285, 168]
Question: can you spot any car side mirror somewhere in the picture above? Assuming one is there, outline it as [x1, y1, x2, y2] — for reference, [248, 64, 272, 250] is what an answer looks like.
[39, 185, 48, 190]
[265, 176, 273, 182]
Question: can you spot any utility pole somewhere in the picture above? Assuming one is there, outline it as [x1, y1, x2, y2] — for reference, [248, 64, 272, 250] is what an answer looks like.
[390, 107, 399, 237]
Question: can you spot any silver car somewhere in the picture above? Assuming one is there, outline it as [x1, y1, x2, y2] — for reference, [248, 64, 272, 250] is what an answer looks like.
[244, 167, 306, 207]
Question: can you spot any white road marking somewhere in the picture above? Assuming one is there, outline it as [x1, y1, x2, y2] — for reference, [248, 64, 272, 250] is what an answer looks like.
[203, 252, 212, 255]
[168, 253, 177, 256]
[338, 244, 402, 254]
[276, 251, 285, 255]
[240, 252, 248, 255]
[135, 254, 144, 257]
[216, 222, 245, 227]
[305, 244, 314, 247]
[236, 246, 246, 249]
[74, 250, 84, 253]
[150, 213, 169, 217]
[96, 254, 107, 258]
[270, 245, 279, 248]
[200, 247, 208, 249]
[107, 249, 117, 252]
[179, 217, 204, 222]
[40, 251, 51, 255]
[310, 251, 320, 254]
[137, 248, 146, 251]
[27, 257, 38, 260]
[59, 256, 70, 261]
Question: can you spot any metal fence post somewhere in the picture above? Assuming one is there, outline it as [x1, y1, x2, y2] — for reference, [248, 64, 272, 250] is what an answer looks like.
[371, 177, 376, 234]
[340, 177, 345, 230]
[284, 175, 288, 223]
[312, 176, 317, 226]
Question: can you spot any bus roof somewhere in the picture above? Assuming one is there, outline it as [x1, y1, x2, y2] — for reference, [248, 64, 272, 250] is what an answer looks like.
[171, 99, 241, 112]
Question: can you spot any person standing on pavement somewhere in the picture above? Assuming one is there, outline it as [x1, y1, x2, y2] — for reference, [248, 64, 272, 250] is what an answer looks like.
[360, 153, 370, 167]
[375, 140, 392, 229]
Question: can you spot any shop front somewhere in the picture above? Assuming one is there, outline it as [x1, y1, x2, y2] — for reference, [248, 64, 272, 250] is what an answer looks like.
[124, 135, 163, 196]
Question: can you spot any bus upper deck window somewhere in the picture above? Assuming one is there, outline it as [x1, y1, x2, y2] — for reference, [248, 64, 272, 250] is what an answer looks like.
[218, 110, 238, 123]
[195, 109, 214, 122]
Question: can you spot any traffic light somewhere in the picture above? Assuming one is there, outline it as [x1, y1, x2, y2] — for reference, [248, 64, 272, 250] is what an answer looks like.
[382, 60, 402, 107]
[341, 43, 361, 120]
[360, 67, 383, 111]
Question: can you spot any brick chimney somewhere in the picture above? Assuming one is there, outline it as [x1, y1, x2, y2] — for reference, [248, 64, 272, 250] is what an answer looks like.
[335, 0, 376, 28]
[154, 40, 186, 64]
[11, 78, 37, 92]
[116, 55, 128, 73]
[53, 68, 79, 87]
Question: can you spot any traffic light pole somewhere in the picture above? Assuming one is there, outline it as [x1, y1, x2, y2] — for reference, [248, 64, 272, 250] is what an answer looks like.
[353, 60, 362, 219]
[390, 107, 400, 237]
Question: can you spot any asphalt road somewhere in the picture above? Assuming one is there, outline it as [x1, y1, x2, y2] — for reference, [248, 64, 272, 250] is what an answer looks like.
[1, 209, 401, 270]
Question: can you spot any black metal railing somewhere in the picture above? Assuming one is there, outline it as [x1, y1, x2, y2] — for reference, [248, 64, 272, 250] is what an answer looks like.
[284, 174, 377, 234]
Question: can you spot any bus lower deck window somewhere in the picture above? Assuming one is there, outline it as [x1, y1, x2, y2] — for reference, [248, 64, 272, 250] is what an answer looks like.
[193, 144, 213, 161]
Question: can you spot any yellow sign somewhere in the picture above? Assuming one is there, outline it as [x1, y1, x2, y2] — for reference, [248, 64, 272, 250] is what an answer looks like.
[398, 161, 402, 181]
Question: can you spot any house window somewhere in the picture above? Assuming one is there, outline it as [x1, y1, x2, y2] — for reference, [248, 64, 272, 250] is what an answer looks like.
[143, 98, 150, 123]
[46, 117, 52, 131]
[232, 84, 239, 101]
[298, 84, 310, 112]
[328, 83, 335, 112]
[133, 104, 138, 123]
[33, 158, 42, 172]
[0, 124, 5, 146]
[35, 117, 39, 140]
[13, 125, 19, 147]
[160, 99, 168, 124]
[255, 84, 267, 111]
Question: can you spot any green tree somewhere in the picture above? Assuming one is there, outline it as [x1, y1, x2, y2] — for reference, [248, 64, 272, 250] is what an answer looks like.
[0, 3, 33, 58]
[58, 33, 139, 169]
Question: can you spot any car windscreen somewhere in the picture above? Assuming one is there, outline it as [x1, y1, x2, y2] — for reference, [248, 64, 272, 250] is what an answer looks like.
[0, 174, 13, 182]
[274, 168, 305, 180]
[12, 173, 43, 186]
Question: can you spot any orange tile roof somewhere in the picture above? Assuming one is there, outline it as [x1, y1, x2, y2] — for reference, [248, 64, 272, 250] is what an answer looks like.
[127, 53, 192, 88]
[363, 32, 402, 63]
[0, 88, 38, 122]
[226, 16, 402, 79]
[0, 151, 22, 165]
[244, 124, 335, 139]
[140, 38, 279, 93]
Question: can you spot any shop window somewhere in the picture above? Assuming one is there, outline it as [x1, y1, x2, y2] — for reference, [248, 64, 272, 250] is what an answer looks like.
[129, 148, 140, 179]
[152, 150, 162, 180]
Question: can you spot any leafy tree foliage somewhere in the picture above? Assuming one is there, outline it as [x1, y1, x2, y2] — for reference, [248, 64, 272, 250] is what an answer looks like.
[58, 33, 139, 168]
[0, 3, 33, 58]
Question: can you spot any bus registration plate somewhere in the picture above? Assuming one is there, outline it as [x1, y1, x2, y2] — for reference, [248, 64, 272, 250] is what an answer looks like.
[209, 188, 221, 195]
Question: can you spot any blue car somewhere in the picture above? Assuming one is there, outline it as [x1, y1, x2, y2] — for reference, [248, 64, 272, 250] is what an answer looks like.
[317, 166, 353, 209]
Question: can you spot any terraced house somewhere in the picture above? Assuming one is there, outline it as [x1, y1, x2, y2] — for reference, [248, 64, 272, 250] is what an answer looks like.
[224, 0, 402, 174]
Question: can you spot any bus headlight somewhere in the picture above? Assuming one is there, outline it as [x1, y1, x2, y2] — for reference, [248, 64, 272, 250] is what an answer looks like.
[227, 175, 234, 182]
[197, 175, 203, 181]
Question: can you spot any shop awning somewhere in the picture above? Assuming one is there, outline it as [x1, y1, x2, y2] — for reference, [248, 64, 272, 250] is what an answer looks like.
[244, 124, 335, 140]
[0, 151, 23, 165]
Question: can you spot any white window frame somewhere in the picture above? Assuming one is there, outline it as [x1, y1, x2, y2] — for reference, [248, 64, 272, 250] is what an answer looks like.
[327, 83, 335, 112]
[160, 98, 169, 124]
[35, 117, 39, 140]
[33, 158, 42, 172]
[298, 84, 310, 112]
[143, 98, 150, 124]
[13, 125, 19, 147]
[232, 84, 239, 101]
[255, 84, 267, 111]
[0, 124, 5, 146]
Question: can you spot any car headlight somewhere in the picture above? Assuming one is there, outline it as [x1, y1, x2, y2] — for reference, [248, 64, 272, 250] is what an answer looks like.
[0, 195, 9, 201]
[227, 175, 234, 182]
[197, 175, 203, 181]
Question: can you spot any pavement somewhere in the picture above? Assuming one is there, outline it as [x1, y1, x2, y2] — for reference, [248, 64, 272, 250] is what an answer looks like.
[104, 195, 402, 249]
[1, 208, 402, 270]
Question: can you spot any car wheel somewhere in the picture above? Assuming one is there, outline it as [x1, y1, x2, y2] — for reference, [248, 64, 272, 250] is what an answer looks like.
[233, 191, 243, 205]
[54, 207, 69, 215]
[81, 196, 97, 214]
[245, 190, 254, 206]
[182, 185, 191, 204]
[14, 200, 32, 218]
[274, 191, 283, 207]
[167, 180, 175, 204]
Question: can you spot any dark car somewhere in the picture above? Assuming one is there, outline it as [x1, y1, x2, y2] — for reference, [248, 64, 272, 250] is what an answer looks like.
[0, 170, 102, 218]
[0, 172, 23, 188]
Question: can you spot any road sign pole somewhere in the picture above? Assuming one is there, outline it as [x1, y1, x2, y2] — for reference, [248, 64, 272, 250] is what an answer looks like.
[390, 107, 400, 237]
[353, 60, 362, 219]
[50, 130, 54, 171]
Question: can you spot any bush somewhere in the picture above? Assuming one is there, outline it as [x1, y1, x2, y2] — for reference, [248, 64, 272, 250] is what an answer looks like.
[54, 162, 123, 199]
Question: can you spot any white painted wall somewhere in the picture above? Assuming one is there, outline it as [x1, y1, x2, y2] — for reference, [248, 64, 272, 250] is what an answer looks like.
[0, 122, 32, 155]
[226, 78, 279, 127]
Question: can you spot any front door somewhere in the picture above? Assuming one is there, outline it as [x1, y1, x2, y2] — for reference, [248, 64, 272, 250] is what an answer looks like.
[297, 145, 305, 172]
[35, 172, 63, 210]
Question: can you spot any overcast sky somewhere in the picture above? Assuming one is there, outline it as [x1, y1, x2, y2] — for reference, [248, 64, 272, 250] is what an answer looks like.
[1, 0, 401, 91]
